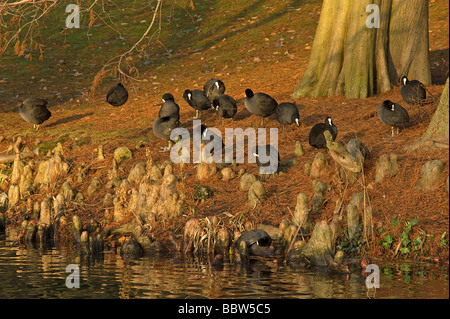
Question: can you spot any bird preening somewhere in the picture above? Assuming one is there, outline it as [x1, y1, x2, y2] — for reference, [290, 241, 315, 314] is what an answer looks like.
[106, 83, 129, 107]
[19, 98, 52, 130]
[308, 116, 337, 149]
[152, 115, 179, 152]
[400, 76, 427, 105]
[183, 89, 211, 119]
[203, 78, 226, 102]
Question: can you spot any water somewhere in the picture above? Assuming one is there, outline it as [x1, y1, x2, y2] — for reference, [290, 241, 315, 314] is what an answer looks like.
[0, 231, 448, 299]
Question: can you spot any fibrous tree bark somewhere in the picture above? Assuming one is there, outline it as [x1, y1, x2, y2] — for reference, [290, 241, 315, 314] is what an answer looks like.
[293, 0, 431, 99]
[407, 77, 449, 151]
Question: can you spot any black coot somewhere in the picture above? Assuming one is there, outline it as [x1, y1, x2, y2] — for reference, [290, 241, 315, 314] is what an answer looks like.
[153, 115, 179, 151]
[275, 102, 300, 130]
[19, 98, 52, 130]
[159, 93, 180, 121]
[234, 229, 272, 256]
[252, 144, 280, 175]
[199, 124, 224, 161]
[213, 94, 237, 125]
[106, 83, 128, 107]
[183, 89, 211, 119]
[308, 117, 337, 149]
[400, 76, 426, 105]
[377, 100, 409, 136]
[244, 89, 278, 126]
[203, 78, 225, 102]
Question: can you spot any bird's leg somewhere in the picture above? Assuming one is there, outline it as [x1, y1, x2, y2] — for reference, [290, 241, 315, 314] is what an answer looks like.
[159, 141, 173, 152]
[221, 117, 224, 126]
[194, 110, 202, 119]
[397, 127, 400, 135]
[282, 124, 285, 132]
[391, 126, 394, 137]
[261, 118, 264, 126]
[35, 124, 40, 131]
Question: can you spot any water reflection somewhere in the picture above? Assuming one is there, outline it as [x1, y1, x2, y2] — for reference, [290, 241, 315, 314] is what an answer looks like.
[0, 232, 448, 299]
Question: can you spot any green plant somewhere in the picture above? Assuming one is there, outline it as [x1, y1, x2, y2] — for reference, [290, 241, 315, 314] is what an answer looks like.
[381, 234, 394, 250]
[439, 231, 448, 247]
[336, 224, 365, 254]
[378, 217, 422, 255]
[193, 185, 213, 201]
[399, 218, 419, 255]
[412, 234, 424, 251]
[390, 215, 400, 227]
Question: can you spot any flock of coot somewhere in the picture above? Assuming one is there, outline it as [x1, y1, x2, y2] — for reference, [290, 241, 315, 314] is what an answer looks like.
[15, 74, 430, 256]
[18, 74, 428, 171]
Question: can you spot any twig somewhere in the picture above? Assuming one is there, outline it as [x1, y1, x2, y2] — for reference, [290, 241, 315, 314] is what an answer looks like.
[284, 216, 305, 259]
[285, 205, 309, 258]
[105, 0, 163, 82]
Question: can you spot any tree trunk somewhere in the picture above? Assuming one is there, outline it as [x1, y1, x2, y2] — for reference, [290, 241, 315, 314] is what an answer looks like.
[407, 78, 449, 151]
[293, 0, 431, 99]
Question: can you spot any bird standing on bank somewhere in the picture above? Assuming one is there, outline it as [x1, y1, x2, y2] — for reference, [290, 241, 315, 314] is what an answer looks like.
[183, 89, 211, 119]
[213, 94, 237, 125]
[153, 115, 179, 152]
[244, 88, 278, 126]
[400, 76, 426, 105]
[19, 98, 52, 130]
[275, 102, 300, 130]
[377, 100, 410, 137]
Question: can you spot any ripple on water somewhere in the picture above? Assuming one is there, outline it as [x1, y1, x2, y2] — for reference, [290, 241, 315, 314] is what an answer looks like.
[0, 234, 448, 299]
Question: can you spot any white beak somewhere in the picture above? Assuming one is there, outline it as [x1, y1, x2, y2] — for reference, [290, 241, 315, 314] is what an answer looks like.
[188, 93, 192, 100]
[295, 118, 299, 126]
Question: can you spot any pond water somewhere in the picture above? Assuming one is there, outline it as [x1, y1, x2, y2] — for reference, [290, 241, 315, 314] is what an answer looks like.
[0, 231, 448, 299]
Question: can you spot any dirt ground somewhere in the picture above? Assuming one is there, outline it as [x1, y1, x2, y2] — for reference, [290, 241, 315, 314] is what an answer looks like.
[0, 0, 448, 261]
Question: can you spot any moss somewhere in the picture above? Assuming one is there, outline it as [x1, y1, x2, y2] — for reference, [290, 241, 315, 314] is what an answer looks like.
[38, 134, 68, 154]
[193, 185, 213, 201]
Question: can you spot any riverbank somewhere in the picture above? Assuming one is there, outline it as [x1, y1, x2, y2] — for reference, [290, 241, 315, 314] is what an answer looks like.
[0, 0, 448, 264]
